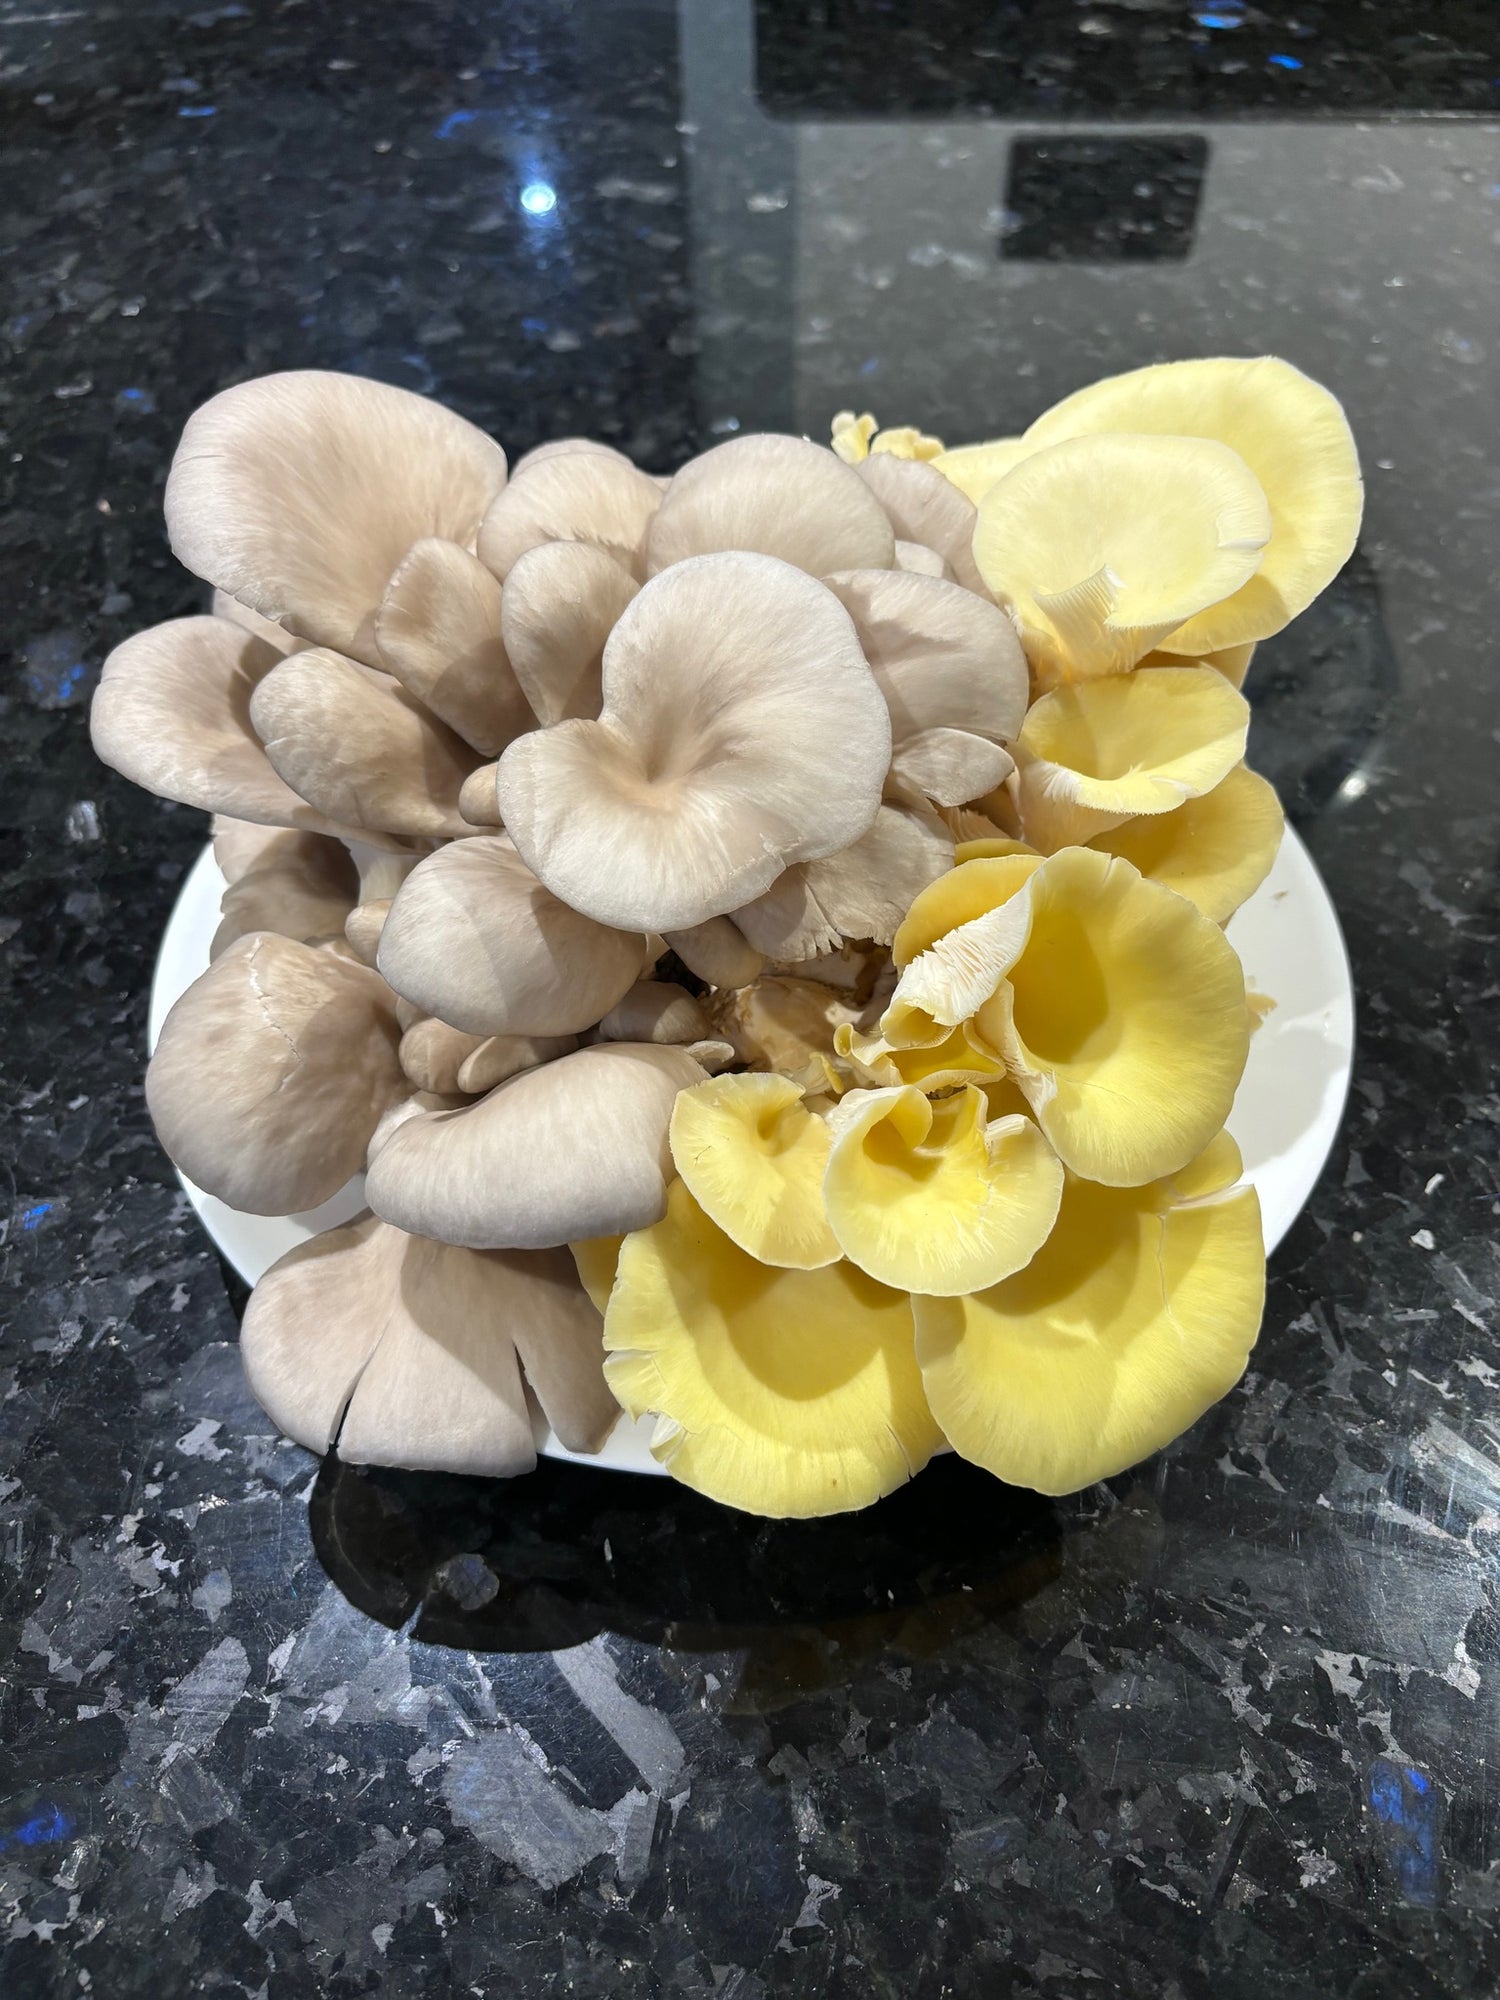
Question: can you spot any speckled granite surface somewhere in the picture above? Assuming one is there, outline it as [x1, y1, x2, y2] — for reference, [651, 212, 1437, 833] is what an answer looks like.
[4, 3, 1500, 1994]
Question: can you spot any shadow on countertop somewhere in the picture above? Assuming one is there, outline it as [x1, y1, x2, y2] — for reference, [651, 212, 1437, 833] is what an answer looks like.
[310, 1447, 1074, 1683]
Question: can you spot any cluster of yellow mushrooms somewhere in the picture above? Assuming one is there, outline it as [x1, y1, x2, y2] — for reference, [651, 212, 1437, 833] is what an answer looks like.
[93, 357, 1363, 1516]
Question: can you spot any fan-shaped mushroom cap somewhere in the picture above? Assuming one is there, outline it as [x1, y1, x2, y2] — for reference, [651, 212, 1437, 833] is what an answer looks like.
[1023, 356, 1362, 653]
[1085, 763, 1284, 924]
[913, 1135, 1264, 1494]
[1013, 665, 1251, 852]
[249, 650, 479, 840]
[210, 827, 358, 959]
[375, 538, 533, 754]
[366, 1089, 459, 1166]
[240, 1214, 535, 1474]
[147, 932, 404, 1214]
[733, 800, 954, 960]
[476, 451, 662, 581]
[376, 835, 645, 1038]
[91, 616, 338, 832]
[499, 540, 639, 725]
[823, 1084, 1062, 1296]
[645, 434, 896, 579]
[973, 434, 1272, 687]
[457, 762, 502, 826]
[211, 589, 304, 651]
[854, 451, 987, 595]
[662, 919, 764, 991]
[598, 980, 710, 1046]
[343, 900, 391, 966]
[365, 1043, 705, 1249]
[669, 1073, 840, 1270]
[1140, 640, 1256, 689]
[602, 1179, 941, 1517]
[824, 569, 1028, 764]
[496, 552, 891, 932]
[398, 1018, 488, 1095]
[893, 541, 950, 579]
[890, 848, 1250, 1185]
[164, 370, 507, 668]
[930, 437, 1032, 506]
[510, 437, 636, 477]
[455, 1032, 578, 1095]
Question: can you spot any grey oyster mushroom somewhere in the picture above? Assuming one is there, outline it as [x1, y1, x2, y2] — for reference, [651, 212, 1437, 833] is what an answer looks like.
[93, 368, 1046, 1481]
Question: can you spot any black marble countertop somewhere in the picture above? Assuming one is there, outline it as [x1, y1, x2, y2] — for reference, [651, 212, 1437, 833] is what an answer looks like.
[4, 3, 1500, 1994]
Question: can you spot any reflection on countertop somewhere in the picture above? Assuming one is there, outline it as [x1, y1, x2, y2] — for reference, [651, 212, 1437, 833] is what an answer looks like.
[2, 2, 1499, 1994]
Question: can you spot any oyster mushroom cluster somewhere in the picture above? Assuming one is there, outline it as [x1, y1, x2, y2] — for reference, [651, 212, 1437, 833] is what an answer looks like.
[93, 357, 1362, 1515]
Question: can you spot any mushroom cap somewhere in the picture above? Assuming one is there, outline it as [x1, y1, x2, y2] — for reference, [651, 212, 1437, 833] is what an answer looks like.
[913, 1136, 1264, 1494]
[477, 450, 662, 581]
[240, 1213, 536, 1476]
[249, 649, 480, 841]
[822, 1084, 1062, 1296]
[669, 1073, 841, 1270]
[147, 932, 404, 1214]
[376, 537, 534, 755]
[495, 552, 892, 932]
[499, 539, 639, 726]
[973, 433, 1272, 687]
[824, 568, 1028, 753]
[210, 827, 358, 959]
[1022, 355, 1363, 653]
[645, 433, 896, 579]
[1085, 763, 1284, 925]
[1013, 665, 1252, 852]
[499, 1242, 621, 1454]
[455, 1032, 579, 1095]
[365, 1042, 705, 1249]
[662, 919, 764, 991]
[398, 1018, 488, 1095]
[164, 370, 507, 667]
[893, 540, 950, 579]
[931, 437, 1032, 506]
[510, 436, 636, 477]
[854, 452, 987, 595]
[598, 980, 711, 1046]
[602, 1179, 942, 1517]
[457, 761, 502, 826]
[891, 847, 1250, 1186]
[377, 835, 645, 1038]
[733, 800, 954, 960]
[91, 616, 338, 832]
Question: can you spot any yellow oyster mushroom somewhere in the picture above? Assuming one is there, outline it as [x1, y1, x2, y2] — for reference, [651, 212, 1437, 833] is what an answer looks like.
[834, 1019, 1008, 1093]
[1013, 666, 1251, 852]
[603, 1180, 942, 1517]
[824, 1084, 1063, 1296]
[970, 849, 1250, 1184]
[869, 424, 945, 462]
[889, 848, 1249, 1184]
[1086, 764, 1284, 925]
[892, 853, 1043, 968]
[831, 411, 944, 465]
[1139, 640, 1256, 689]
[669, 1073, 840, 1270]
[912, 1135, 1264, 1494]
[953, 835, 1040, 866]
[930, 437, 1032, 505]
[973, 433, 1271, 688]
[830, 410, 877, 464]
[1023, 356, 1362, 654]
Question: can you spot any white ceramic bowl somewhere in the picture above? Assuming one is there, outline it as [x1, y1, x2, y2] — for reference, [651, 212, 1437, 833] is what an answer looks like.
[150, 830, 1355, 1476]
